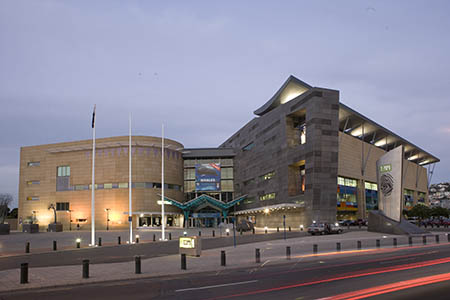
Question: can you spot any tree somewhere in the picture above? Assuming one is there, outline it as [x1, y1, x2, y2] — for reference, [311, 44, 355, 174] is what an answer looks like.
[7, 208, 18, 218]
[407, 204, 431, 223]
[0, 193, 13, 224]
[430, 206, 449, 218]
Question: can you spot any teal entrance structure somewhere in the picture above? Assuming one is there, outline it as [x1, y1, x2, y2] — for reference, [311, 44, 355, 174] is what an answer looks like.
[163, 194, 247, 228]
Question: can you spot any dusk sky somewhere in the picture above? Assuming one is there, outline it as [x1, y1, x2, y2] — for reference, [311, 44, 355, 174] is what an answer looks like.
[1, 1, 449, 208]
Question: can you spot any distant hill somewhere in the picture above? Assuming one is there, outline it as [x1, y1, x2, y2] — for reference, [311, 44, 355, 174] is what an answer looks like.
[429, 182, 450, 208]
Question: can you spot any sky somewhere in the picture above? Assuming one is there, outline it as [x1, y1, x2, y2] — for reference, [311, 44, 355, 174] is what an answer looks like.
[1, 0, 449, 208]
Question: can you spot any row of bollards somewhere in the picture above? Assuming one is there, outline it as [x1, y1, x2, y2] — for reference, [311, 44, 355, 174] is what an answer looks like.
[19, 233, 450, 284]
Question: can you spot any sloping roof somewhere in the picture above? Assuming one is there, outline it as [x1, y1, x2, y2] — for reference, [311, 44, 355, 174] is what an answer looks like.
[162, 194, 247, 211]
[339, 103, 439, 166]
[254, 75, 312, 116]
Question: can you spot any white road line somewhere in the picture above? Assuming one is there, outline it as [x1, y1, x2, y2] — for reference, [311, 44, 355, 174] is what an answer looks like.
[175, 280, 258, 292]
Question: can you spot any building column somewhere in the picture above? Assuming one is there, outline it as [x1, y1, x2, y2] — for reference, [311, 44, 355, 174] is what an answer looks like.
[358, 179, 366, 219]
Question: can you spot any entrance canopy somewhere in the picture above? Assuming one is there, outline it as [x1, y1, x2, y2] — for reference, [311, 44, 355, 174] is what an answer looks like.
[163, 194, 247, 218]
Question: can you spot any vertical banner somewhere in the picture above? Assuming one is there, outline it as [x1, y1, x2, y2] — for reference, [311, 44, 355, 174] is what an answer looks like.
[376, 145, 404, 222]
[195, 163, 221, 191]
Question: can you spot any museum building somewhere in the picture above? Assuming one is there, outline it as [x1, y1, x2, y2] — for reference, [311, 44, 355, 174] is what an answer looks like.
[18, 76, 439, 230]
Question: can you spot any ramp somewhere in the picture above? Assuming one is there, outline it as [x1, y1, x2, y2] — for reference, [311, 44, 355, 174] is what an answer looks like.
[368, 210, 429, 235]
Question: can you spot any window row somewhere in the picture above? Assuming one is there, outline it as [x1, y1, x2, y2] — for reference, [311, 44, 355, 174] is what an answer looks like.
[260, 171, 275, 181]
[184, 159, 233, 168]
[26, 180, 40, 185]
[27, 161, 40, 167]
[56, 202, 70, 211]
[184, 167, 233, 180]
[259, 192, 276, 201]
[184, 180, 234, 192]
[69, 182, 182, 191]
[57, 166, 70, 177]
[338, 176, 357, 187]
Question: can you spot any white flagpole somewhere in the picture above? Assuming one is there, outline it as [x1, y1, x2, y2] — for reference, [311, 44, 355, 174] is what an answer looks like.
[91, 105, 96, 246]
[161, 124, 166, 240]
[129, 113, 133, 244]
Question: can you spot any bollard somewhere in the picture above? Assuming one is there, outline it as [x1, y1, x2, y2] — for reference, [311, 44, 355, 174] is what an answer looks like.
[265, 228, 268, 234]
[213, 230, 215, 237]
[435, 235, 440, 244]
[53, 241, 57, 251]
[423, 236, 427, 245]
[20, 263, 28, 284]
[153, 234, 156, 242]
[25, 242, 30, 254]
[286, 246, 291, 260]
[199, 231, 201, 237]
[409, 236, 413, 246]
[289, 226, 291, 232]
[82, 260, 89, 278]
[181, 254, 187, 270]
[240, 230, 243, 235]
[448, 234, 450, 243]
[277, 227, 279, 232]
[76, 240, 81, 249]
[169, 233, 172, 240]
[135, 256, 141, 274]
[118, 236, 121, 245]
[136, 236, 140, 244]
[255, 248, 261, 263]
[313, 244, 318, 254]
[98, 237, 102, 246]
[336, 242, 341, 252]
[252, 228, 255, 234]
[357, 241, 361, 250]
[376, 239, 380, 248]
[393, 238, 397, 247]
[221, 251, 226, 266]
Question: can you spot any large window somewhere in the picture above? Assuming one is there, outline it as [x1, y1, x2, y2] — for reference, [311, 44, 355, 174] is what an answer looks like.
[337, 176, 358, 211]
[260, 171, 275, 181]
[259, 193, 276, 201]
[404, 189, 414, 209]
[365, 181, 378, 210]
[221, 180, 234, 191]
[418, 192, 426, 203]
[57, 166, 70, 177]
[56, 202, 70, 211]
[242, 142, 254, 151]
[27, 161, 40, 167]
[221, 168, 233, 179]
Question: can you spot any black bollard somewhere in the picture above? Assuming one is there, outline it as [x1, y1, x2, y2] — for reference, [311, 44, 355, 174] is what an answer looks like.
[181, 254, 187, 270]
[423, 236, 427, 245]
[393, 238, 397, 247]
[265, 228, 268, 234]
[255, 248, 261, 263]
[136, 236, 140, 244]
[53, 241, 57, 251]
[336, 242, 341, 252]
[277, 227, 279, 232]
[409, 236, 413, 246]
[357, 241, 361, 250]
[199, 231, 201, 237]
[98, 237, 102, 246]
[376, 239, 380, 248]
[169, 233, 172, 240]
[135, 256, 141, 274]
[153, 234, 156, 242]
[240, 230, 243, 235]
[289, 226, 291, 232]
[213, 230, 215, 237]
[118, 236, 121, 245]
[313, 244, 318, 254]
[25, 242, 30, 254]
[252, 228, 255, 234]
[286, 246, 291, 260]
[221, 250, 226, 266]
[448, 234, 450, 243]
[20, 263, 28, 284]
[76, 240, 81, 249]
[82, 260, 89, 278]
[435, 235, 440, 244]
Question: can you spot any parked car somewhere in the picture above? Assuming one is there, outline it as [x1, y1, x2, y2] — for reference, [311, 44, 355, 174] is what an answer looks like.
[307, 223, 326, 235]
[236, 220, 254, 232]
[328, 223, 344, 234]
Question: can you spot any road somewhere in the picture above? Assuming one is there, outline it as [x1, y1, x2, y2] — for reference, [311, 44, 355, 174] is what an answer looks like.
[2, 242, 450, 299]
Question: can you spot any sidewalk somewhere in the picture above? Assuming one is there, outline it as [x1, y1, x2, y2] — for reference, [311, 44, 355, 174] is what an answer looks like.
[1, 231, 448, 293]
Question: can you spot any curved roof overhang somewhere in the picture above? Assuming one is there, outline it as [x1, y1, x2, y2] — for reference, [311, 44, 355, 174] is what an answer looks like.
[339, 103, 439, 166]
[254, 75, 312, 116]
[161, 194, 247, 212]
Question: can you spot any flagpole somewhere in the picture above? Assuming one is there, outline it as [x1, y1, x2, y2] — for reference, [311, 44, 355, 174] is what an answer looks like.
[91, 105, 96, 246]
[161, 124, 166, 241]
[129, 112, 133, 244]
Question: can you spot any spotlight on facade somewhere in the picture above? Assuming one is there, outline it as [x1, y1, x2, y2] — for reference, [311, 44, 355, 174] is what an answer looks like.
[335, 222, 339, 227]
[140, 213, 144, 217]
[76, 238, 81, 243]
[264, 226, 268, 234]
[135, 235, 140, 238]
[264, 208, 269, 214]
[183, 231, 187, 236]
[313, 220, 316, 224]
[300, 224, 304, 231]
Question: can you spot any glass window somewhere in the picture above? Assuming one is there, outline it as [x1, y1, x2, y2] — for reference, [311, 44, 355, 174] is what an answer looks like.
[56, 202, 70, 211]
[221, 180, 234, 191]
[337, 184, 358, 211]
[418, 192, 426, 203]
[134, 182, 145, 188]
[75, 185, 88, 190]
[57, 166, 70, 177]
[184, 181, 195, 192]
[153, 182, 162, 189]
[26, 196, 39, 201]
[104, 183, 113, 189]
[242, 142, 254, 151]
[118, 182, 128, 188]
[221, 168, 233, 179]
[259, 193, 276, 201]
[27, 180, 40, 185]
[243, 178, 254, 186]
[243, 197, 255, 204]
[221, 158, 233, 166]
[27, 161, 40, 167]
[260, 171, 275, 181]
[184, 169, 195, 180]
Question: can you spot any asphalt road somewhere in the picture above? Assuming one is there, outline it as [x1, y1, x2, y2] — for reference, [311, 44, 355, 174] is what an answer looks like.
[3, 242, 450, 300]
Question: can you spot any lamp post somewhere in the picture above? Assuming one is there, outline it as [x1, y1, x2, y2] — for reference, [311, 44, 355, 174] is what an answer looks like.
[105, 208, 110, 231]
[66, 210, 72, 231]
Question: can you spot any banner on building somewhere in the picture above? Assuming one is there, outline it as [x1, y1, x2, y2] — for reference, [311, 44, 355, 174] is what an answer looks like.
[376, 145, 404, 222]
[195, 163, 221, 191]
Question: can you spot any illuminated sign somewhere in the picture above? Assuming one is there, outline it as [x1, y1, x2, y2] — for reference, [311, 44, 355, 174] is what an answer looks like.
[379, 164, 392, 173]
[195, 163, 221, 191]
[179, 237, 195, 249]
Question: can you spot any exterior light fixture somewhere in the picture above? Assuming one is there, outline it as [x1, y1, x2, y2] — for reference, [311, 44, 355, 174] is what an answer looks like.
[335, 222, 339, 227]
[140, 213, 144, 217]
[264, 226, 268, 234]
[264, 208, 269, 214]
[313, 220, 316, 224]
[225, 228, 230, 233]
[76, 238, 81, 243]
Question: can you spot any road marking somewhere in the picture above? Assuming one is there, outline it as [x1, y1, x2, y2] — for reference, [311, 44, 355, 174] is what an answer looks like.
[175, 280, 258, 292]
[261, 260, 271, 267]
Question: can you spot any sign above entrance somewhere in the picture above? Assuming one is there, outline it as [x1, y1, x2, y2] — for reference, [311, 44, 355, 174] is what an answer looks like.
[195, 163, 221, 191]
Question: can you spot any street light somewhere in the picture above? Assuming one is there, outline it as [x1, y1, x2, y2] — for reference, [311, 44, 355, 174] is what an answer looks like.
[105, 208, 110, 231]
[66, 210, 72, 231]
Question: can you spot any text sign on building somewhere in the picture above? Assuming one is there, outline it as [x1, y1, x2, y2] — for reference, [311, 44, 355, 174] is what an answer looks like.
[376, 145, 404, 222]
[195, 163, 221, 191]
[179, 237, 195, 249]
